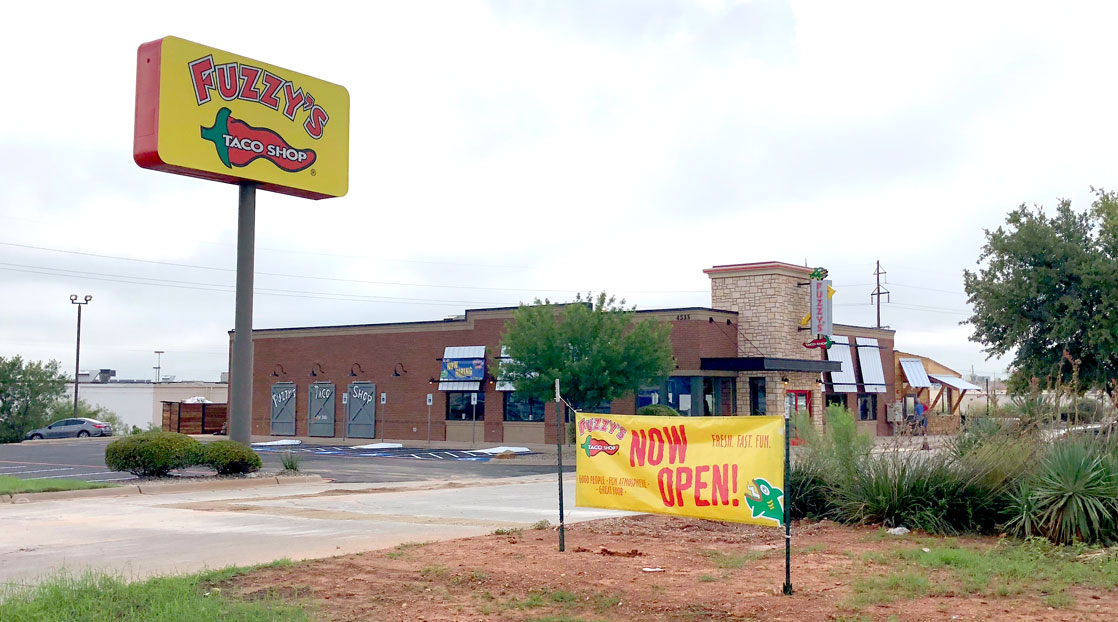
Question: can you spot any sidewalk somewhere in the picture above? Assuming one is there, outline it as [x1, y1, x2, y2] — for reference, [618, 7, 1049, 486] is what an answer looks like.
[0, 473, 626, 585]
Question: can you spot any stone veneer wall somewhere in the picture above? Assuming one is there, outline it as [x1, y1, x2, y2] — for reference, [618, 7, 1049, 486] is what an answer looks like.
[709, 265, 824, 424]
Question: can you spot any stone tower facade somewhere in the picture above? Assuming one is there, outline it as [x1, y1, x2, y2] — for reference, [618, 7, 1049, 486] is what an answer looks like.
[705, 262, 825, 422]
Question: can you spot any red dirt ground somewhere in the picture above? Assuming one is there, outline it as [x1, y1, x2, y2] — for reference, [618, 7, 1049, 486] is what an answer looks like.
[228, 515, 1117, 621]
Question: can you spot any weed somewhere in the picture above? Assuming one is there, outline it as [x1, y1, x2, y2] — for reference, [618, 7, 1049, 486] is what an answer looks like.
[592, 594, 621, 610]
[1045, 591, 1075, 608]
[700, 549, 765, 568]
[469, 570, 488, 582]
[531, 520, 552, 530]
[549, 590, 578, 603]
[279, 451, 302, 473]
[698, 575, 719, 583]
[492, 528, 523, 536]
[419, 565, 447, 578]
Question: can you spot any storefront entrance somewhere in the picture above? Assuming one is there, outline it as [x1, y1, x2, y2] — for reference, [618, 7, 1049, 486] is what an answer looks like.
[785, 390, 811, 417]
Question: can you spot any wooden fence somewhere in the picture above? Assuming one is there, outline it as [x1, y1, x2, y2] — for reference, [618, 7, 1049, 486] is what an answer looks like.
[161, 402, 227, 435]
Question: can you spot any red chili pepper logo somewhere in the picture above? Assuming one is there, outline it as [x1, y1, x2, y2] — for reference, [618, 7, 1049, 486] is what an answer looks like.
[580, 437, 620, 458]
[200, 107, 316, 172]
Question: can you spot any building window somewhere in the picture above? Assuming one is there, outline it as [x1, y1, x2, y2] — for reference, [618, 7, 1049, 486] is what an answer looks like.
[504, 392, 545, 422]
[446, 392, 484, 421]
[636, 388, 661, 409]
[749, 377, 766, 415]
[825, 394, 846, 409]
[858, 394, 878, 421]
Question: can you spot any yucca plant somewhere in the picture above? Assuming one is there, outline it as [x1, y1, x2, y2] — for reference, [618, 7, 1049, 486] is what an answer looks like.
[1030, 440, 1118, 544]
[1003, 479, 1040, 539]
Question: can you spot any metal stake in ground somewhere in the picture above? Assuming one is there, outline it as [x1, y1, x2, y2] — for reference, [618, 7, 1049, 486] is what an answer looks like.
[783, 407, 793, 595]
[555, 378, 565, 552]
[229, 181, 256, 446]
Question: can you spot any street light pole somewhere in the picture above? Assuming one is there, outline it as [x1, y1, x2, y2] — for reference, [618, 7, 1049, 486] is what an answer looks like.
[70, 294, 92, 419]
[154, 350, 164, 383]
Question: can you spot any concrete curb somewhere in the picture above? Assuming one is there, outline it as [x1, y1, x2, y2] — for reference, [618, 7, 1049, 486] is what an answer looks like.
[2, 474, 325, 503]
[10, 485, 141, 504]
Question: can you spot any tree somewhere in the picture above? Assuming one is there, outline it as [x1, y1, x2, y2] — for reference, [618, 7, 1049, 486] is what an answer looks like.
[0, 356, 68, 443]
[963, 189, 1118, 398]
[498, 292, 675, 411]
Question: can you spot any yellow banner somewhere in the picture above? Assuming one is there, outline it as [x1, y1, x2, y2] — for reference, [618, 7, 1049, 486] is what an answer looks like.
[575, 414, 785, 526]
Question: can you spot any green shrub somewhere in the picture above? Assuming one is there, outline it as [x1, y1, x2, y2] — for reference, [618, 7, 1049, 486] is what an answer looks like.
[1028, 440, 1118, 544]
[787, 460, 831, 520]
[636, 404, 680, 416]
[202, 440, 262, 475]
[830, 451, 1005, 535]
[104, 431, 202, 477]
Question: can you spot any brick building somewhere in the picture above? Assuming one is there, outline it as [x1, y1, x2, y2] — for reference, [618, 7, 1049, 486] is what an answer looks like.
[240, 261, 959, 442]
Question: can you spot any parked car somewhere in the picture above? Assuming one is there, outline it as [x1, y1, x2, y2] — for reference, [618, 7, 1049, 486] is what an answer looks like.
[24, 418, 114, 440]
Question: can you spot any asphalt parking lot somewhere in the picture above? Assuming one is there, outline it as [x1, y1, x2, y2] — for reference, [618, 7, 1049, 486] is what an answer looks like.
[0, 438, 572, 483]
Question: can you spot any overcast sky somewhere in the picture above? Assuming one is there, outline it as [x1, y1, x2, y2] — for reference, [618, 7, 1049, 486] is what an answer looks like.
[2, 0, 1115, 383]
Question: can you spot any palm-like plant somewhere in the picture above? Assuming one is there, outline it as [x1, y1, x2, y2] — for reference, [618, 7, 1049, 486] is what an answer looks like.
[1030, 441, 1118, 544]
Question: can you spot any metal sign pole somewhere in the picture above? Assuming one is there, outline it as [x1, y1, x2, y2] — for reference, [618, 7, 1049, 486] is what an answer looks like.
[783, 408, 793, 595]
[471, 392, 478, 445]
[229, 181, 256, 445]
[555, 378, 565, 552]
[427, 393, 433, 448]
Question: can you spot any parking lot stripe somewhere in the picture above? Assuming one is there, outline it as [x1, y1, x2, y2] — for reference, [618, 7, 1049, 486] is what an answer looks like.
[24, 471, 116, 480]
[6, 467, 75, 475]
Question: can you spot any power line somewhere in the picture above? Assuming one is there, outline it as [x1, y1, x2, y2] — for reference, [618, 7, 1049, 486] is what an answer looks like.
[0, 264, 516, 307]
[0, 240, 707, 295]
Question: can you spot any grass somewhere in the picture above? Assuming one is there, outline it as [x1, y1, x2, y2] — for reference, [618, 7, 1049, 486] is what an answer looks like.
[842, 536, 1118, 611]
[385, 540, 430, 559]
[279, 451, 301, 473]
[0, 475, 116, 495]
[492, 528, 523, 536]
[0, 561, 308, 622]
[699, 548, 766, 568]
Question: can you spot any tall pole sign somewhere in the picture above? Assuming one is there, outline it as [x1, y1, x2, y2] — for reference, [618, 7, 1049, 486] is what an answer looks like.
[134, 37, 350, 445]
[808, 268, 832, 338]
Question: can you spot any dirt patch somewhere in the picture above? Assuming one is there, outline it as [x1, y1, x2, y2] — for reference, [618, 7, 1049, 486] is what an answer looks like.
[226, 515, 1118, 621]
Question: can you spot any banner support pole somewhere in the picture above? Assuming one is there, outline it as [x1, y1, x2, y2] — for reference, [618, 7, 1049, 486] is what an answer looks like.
[782, 408, 793, 595]
[555, 378, 565, 552]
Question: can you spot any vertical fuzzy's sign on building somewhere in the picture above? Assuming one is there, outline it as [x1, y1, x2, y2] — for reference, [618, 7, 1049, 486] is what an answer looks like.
[575, 414, 786, 526]
[134, 36, 349, 199]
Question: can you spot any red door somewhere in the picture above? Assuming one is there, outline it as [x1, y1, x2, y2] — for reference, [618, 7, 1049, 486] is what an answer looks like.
[786, 390, 811, 445]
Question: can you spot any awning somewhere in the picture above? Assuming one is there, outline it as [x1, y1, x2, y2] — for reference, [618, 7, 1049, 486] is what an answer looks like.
[856, 337, 887, 394]
[439, 345, 485, 391]
[929, 374, 982, 392]
[899, 358, 931, 388]
[701, 357, 840, 373]
[825, 336, 858, 393]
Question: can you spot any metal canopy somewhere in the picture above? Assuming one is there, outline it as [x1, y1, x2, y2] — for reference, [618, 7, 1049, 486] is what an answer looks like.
[701, 357, 840, 373]
[825, 336, 858, 392]
[440, 345, 485, 391]
[899, 358, 931, 388]
[929, 374, 982, 392]
[856, 337, 888, 394]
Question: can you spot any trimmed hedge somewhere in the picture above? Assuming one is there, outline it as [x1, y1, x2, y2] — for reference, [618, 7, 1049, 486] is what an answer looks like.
[636, 405, 680, 416]
[203, 440, 262, 475]
[104, 431, 203, 477]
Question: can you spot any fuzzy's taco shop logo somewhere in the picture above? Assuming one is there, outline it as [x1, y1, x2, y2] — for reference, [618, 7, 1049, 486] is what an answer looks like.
[201, 108, 316, 172]
[188, 56, 330, 138]
[577, 416, 627, 458]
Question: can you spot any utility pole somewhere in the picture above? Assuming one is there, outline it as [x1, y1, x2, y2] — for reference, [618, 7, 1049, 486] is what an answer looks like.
[870, 260, 890, 329]
[154, 350, 164, 383]
[70, 294, 92, 418]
